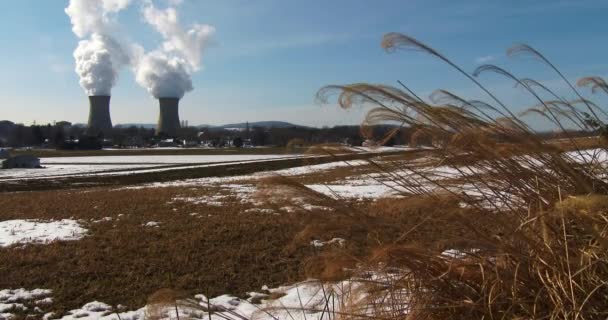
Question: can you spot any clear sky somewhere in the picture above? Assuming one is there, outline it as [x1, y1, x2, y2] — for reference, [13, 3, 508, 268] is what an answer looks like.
[1, 0, 607, 127]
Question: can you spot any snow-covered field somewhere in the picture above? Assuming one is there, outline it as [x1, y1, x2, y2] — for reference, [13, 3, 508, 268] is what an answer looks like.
[0, 154, 308, 181]
[41, 154, 299, 165]
[0, 146, 414, 182]
[0, 164, 160, 180]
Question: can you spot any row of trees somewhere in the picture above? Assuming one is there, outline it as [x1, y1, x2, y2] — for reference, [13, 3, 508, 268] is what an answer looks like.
[0, 120, 417, 149]
[2, 119, 597, 150]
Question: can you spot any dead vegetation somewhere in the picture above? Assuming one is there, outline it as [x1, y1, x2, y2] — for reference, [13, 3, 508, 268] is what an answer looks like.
[260, 33, 608, 319]
[0, 186, 313, 317]
[0, 156, 418, 319]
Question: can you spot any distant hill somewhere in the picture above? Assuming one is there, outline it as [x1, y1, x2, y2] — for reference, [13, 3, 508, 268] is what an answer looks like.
[218, 121, 307, 129]
[113, 121, 306, 130]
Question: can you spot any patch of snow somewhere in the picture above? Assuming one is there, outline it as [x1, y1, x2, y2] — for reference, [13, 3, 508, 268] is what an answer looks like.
[91, 217, 112, 224]
[0, 289, 52, 319]
[244, 208, 276, 214]
[172, 184, 259, 207]
[270, 160, 369, 176]
[441, 248, 480, 259]
[143, 222, 160, 228]
[307, 184, 398, 200]
[0, 220, 87, 247]
[311, 238, 346, 248]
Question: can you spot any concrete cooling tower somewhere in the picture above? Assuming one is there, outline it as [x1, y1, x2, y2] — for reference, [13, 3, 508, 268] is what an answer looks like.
[87, 95, 113, 135]
[156, 97, 180, 136]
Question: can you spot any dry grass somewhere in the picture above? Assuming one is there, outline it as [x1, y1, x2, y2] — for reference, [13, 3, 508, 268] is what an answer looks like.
[261, 33, 608, 319]
[1, 157, 438, 319]
[0, 186, 313, 317]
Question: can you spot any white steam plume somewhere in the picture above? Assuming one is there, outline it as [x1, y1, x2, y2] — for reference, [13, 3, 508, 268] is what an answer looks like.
[134, 2, 215, 99]
[65, 0, 132, 96]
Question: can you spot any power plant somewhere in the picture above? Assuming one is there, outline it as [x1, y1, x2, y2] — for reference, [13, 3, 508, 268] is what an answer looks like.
[156, 97, 181, 136]
[67, 0, 213, 140]
[87, 95, 113, 135]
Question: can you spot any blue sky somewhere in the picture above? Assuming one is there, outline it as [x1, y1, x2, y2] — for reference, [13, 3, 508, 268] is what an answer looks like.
[1, 0, 607, 127]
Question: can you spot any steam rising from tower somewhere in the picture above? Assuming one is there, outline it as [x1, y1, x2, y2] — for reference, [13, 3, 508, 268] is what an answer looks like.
[134, 3, 214, 99]
[66, 0, 133, 132]
[65, 0, 214, 134]
[133, 1, 215, 135]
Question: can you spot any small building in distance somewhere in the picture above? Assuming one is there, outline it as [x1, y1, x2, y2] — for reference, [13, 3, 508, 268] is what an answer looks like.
[2, 155, 41, 169]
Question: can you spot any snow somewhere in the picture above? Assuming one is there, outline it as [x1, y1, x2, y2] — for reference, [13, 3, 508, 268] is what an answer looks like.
[21, 280, 368, 320]
[307, 183, 397, 200]
[0, 219, 87, 247]
[0, 164, 160, 180]
[0, 150, 402, 182]
[143, 221, 160, 228]
[347, 146, 417, 153]
[0, 289, 52, 319]
[171, 184, 258, 207]
[0, 154, 308, 181]
[0, 289, 52, 303]
[270, 159, 368, 176]
[133, 160, 370, 189]
[311, 238, 346, 248]
[41, 154, 299, 165]
[441, 248, 480, 259]
[566, 148, 608, 163]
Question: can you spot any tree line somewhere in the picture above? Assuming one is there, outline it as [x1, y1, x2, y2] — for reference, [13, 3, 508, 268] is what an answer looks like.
[0, 120, 416, 149]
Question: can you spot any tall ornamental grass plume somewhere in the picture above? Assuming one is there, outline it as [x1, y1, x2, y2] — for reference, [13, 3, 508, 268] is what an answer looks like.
[271, 33, 608, 319]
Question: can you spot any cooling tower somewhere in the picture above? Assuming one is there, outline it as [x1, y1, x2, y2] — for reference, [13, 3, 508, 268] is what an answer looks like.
[87, 95, 113, 135]
[156, 97, 180, 136]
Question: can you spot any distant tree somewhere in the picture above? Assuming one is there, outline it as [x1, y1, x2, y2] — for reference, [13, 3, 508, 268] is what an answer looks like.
[176, 126, 199, 141]
[67, 125, 85, 139]
[30, 125, 45, 145]
[0, 120, 15, 139]
[251, 126, 268, 146]
[111, 132, 128, 147]
[8, 124, 27, 147]
[51, 128, 66, 147]
[55, 121, 72, 128]
[125, 125, 139, 137]
[77, 135, 103, 150]
[232, 137, 243, 148]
